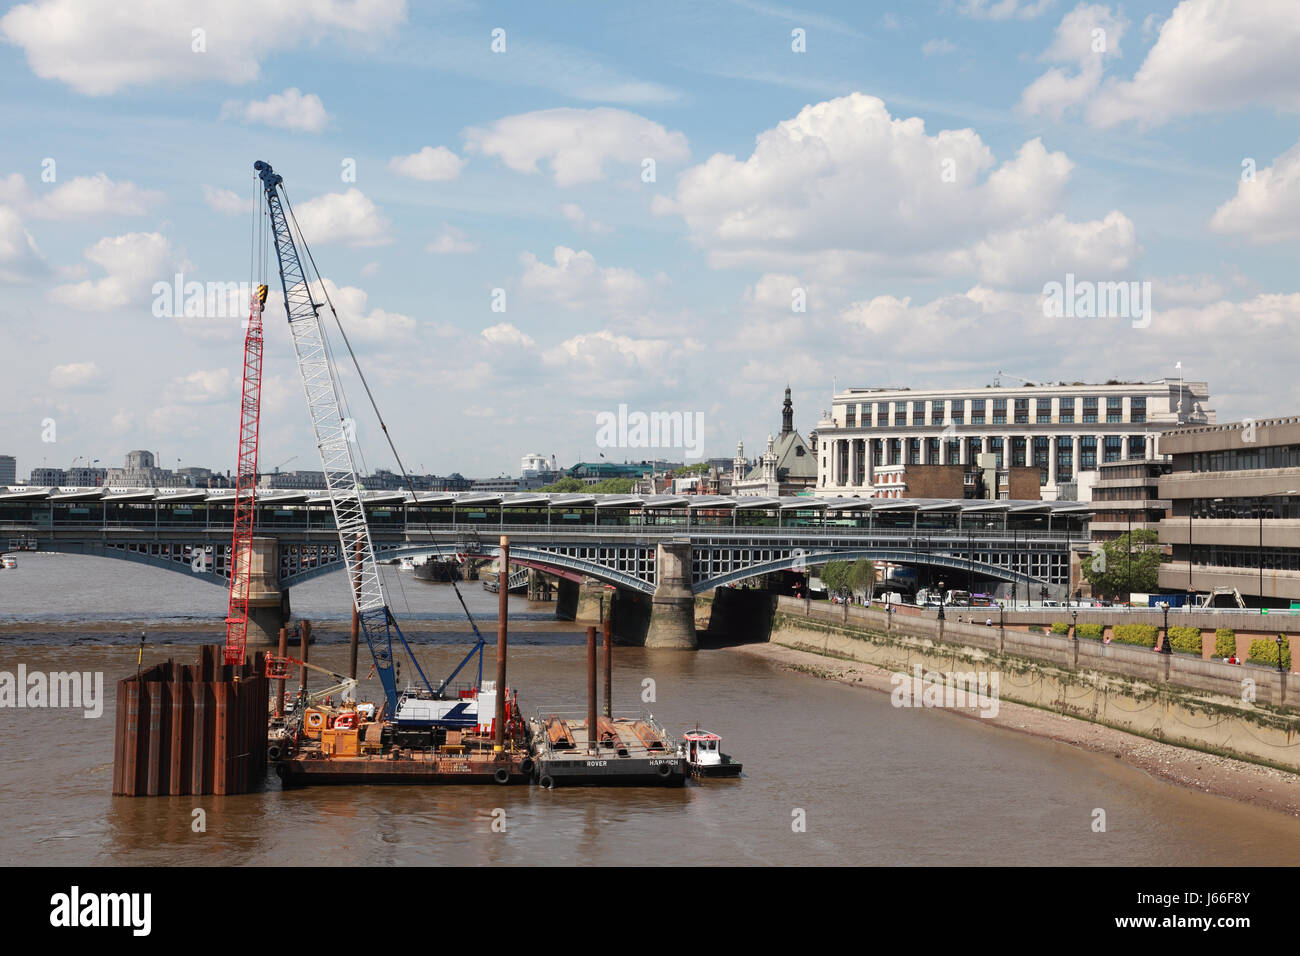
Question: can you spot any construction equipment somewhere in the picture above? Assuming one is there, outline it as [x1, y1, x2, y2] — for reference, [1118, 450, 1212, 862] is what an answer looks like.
[221, 281, 269, 665]
[994, 370, 1036, 388]
[253, 160, 489, 728]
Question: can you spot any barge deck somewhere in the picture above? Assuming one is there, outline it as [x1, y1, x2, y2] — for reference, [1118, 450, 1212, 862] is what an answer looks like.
[529, 711, 685, 788]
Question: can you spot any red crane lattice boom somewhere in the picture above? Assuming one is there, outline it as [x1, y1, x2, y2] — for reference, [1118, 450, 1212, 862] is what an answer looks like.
[223, 284, 268, 665]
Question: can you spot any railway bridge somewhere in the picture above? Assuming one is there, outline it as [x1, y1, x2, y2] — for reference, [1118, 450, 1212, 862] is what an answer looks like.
[1, 487, 1090, 648]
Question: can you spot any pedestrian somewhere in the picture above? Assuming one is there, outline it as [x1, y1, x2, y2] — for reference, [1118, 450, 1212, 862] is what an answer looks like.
[985, 617, 992, 627]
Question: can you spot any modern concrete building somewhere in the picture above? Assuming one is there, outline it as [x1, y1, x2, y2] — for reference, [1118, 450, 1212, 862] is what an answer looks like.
[1157, 416, 1300, 608]
[30, 466, 67, 486]
[1087, 457, 1172, 543]
[815, 377, 1212, 501]
[0, 455, 15, 486]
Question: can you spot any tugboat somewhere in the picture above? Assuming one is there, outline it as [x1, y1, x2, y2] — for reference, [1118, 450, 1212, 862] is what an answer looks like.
[681, 729, 743, 778]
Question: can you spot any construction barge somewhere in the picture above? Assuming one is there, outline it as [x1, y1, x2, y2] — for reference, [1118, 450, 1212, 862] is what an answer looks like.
[530, 711, 685, 787]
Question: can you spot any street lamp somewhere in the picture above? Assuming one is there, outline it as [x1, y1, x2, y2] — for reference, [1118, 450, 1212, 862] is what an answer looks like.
[1257, 490, 1296, 613]
[1071, 608, 1078, 641]
[937, 580, 945, 621]
[1276, 634, 1286, 675]
[1159, 601, 1171, 654]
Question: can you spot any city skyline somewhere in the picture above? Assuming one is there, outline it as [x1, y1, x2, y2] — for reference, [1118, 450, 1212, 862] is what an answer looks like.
[2, 2, 1298, 480]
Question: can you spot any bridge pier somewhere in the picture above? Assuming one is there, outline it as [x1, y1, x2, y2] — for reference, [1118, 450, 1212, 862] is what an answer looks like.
[245, 536, 286, 646]
[645, 541, 697, 650]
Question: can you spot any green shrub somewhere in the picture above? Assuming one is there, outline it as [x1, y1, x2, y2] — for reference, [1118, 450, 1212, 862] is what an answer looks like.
[1112, 623, 1159, 647]
[1027, 624, 1044, 634]
[1076, 622, 1104, 640]
[1214, 628, 1236, 658]
[1050, 621, 1070, 635]
[1247, 635, 1292, 669]
[1167, 625, 1203, 655]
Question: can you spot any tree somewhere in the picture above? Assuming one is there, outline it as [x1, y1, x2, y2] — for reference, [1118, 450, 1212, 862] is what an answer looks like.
[537, 476, 586, 492]
[587, 477, 635, 493]
[1080, 528, 1166, 599]
[819, 559, 876, 601]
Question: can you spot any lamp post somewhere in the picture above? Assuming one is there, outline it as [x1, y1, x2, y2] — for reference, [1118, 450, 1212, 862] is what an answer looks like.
[937, 580, 945, 622]
[1159, 601, 1171, 654]
[1257, 490, 1296, 613]
[1277, 634, 1286, 676]
[1070, 608, 1078, 641]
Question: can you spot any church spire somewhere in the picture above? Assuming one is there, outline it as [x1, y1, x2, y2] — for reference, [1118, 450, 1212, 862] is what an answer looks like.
[781, 385, 794, 435]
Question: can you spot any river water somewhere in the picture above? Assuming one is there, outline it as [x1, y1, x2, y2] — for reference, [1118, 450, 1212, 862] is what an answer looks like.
[2, 554, 1299, 865]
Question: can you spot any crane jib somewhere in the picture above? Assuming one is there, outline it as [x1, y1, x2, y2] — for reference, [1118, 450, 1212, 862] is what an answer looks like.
[254, 159, 432, 710]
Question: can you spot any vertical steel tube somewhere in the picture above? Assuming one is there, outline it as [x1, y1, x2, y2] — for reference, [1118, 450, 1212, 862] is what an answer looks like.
[275, 626, 288, 717]
[299, 619, 310, 696]
[587, 625, 598, 753]
[602, 614, 613, 719]
[495, 536, 509, 752]
[349, 538, 361, 680]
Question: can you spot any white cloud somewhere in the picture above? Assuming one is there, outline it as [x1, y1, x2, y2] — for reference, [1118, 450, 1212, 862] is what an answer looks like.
[541, 329, 695, 372]
[222, 87, 329, 133]
[202, 185, 251, 215]
[1019, 4, 1127, 121]
[922, 38, 957, 56]
[292, 188, 391, 247]
[0, 204, 44, 283]
[744, 273, 804, 311]
[1210, 142, 1300, 244]
[481, 323, 536, 349]
[519, 246, 648, 309]
[48, 360, 104, 390]
[426, 223, 479, 254]
[49, 232, 183, 311]
[0, 0, 406, 96]
[465, 107, 689, 186]
[1087, 0, 1300, 128]
[164, 368, 232, 405]
[970, 211, 1138, 286]
[388, 146, 465, 181]
[657, 93, 1100, 287]
[281, 278, 415, 342]
[958, 0, 1056, 20]
[560, 203, 612, 235]
[2, 172, 160, 218]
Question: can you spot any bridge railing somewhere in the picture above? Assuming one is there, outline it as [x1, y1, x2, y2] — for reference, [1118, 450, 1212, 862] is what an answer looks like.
[5, 520, 1082, 544]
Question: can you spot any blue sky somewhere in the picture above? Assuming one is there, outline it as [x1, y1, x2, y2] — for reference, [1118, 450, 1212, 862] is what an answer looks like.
[1, 0, 1298, 480]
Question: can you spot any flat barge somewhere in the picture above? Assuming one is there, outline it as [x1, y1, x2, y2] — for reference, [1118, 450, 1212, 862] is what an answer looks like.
[277, 749, 532, 786]
[529, 711, 685, 788]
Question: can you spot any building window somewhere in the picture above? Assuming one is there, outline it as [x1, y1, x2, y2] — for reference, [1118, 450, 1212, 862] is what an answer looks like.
[950, 403, 964, 425]
[966, 437, 981, 463]
[946, 438, 960, 464]
[1056, 436, 1073, 481]
[1106, 397, 1122, 423]
[912, 400, 925, 425]
[1012, 436, 1027, 467]
[926, 437, 940, 462]
[888, 439, 901, 465]
[1080, 436, 1097, 470]
[992, 398, 1007, 425]
[845, 406, 856, 427]
[1130, 397, 1146, 424]
[1104, 435, 1123, 462]
[908, 438, 921, 465]
[930, 400, 944, 425]
[1058, 397, 1075, 424]
[1127, 435, 1145, 460]
[989, 437, 1004, 468]
[971, 400, 986, 425]
[1014, 398, 1029, 424]
[893, 402, 906, 427]
[1082, 397, 1098, 423]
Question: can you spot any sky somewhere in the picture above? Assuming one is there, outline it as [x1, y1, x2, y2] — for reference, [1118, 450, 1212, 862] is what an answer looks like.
[1, 0, 1297, 481]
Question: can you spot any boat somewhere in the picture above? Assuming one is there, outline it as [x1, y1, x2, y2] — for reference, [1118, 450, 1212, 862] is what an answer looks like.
[681, 729, 743, 778]
[1, 556, 15, 569]
[528, 711, 686, 787]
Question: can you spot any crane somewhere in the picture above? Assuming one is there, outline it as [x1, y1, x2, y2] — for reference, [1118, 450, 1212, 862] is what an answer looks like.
[252, 161, 494, 731]
[222, 281, 269, 665]
[994, 370, 1037, 387]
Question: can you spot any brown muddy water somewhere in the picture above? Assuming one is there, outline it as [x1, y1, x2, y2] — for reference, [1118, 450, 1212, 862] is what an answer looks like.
[2, 555, 1299, 865]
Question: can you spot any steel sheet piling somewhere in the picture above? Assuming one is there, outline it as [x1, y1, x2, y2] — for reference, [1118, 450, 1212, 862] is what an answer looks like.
[275, 626, 288, 717]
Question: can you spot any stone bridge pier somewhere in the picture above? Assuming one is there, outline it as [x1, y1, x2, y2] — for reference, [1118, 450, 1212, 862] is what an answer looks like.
[245, 536, 288, 646]
[645, 540, 697, 650]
